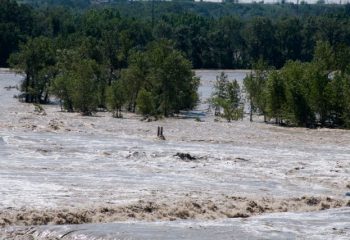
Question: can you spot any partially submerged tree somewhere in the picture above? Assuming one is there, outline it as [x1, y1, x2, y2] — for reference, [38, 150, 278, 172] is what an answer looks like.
[265, 71, 286, 125]
[121, 51, 150, 113]
[106, 80, 126, 118]
[259, 41, 350, 128]
[70, 59, 101, 115]
[146, 40, 199, 116]
[136, 88, 156, 116]
[51, 50, 101, 115]
[243, 59, 269, 122]
[211, 72, 243, 122]
[280, 61, 315, 127]
[49, 39, 198, 118]
[9, 37, 57, 103]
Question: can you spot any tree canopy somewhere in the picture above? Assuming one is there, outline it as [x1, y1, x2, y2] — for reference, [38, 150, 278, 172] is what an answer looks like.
[2, 1, 350, 69]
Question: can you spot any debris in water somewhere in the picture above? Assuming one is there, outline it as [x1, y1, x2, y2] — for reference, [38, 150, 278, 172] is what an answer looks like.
[175, 152, 197, 161]
[235, 157, 249, 162]
[157, 126, 165, 140]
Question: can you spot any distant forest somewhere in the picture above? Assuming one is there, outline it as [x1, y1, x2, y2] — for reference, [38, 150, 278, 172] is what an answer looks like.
[2, 0, 350, 68]
[2, 0, 350, 127]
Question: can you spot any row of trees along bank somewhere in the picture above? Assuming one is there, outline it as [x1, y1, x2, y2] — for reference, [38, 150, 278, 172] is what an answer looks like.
[244, 41, 350, 128]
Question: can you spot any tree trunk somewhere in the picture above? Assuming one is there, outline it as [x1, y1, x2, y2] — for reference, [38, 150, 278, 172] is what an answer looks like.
[249, 98, 253, 122]
[108, 66, 113, 86]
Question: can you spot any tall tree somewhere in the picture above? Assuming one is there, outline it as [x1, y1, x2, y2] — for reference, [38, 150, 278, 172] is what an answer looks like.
[244, 59, 269, 122]
[9, 37, 57, 103]
[134, 40, 199, 116]
[211, 72, 243, 122]
[121, 50, 150, 112]
[106, 80, 126, 118]
[145, 40, 199, 116]
[52, 50, 102, 115]
[266, 71, 286, 125]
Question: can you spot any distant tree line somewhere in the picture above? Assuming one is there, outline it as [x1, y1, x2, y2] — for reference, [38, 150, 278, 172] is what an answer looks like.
[2, 0, 350, 69]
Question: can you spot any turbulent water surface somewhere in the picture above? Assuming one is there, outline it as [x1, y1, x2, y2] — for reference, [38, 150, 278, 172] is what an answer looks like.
[0, 69, 349, 239]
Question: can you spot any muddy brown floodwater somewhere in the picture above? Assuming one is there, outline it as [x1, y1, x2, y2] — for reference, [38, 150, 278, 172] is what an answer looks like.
[0, 69, 350, 239]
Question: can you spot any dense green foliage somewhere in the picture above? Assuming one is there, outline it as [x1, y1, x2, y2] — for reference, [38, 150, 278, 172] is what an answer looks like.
[48, 38, 198, 116]
[2, 1, 350, 69]
[245, 41, 350, 128]
[9, 37, 57, 103]
[243, 59, 269, 122]
[0, 0, 33, 66]
[125, 40, 199, 116]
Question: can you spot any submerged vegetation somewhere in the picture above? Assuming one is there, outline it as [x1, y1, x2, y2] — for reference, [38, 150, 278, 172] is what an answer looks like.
[2, 0, 350, 127]
[210, 72, 243, 122]
[245, 42, 350, 128]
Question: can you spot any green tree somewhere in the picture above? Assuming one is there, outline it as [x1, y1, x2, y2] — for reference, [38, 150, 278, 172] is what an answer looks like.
[243, 59, 269, 122]
[51, 49, 76, 112]
[213, 72, 230, 101]
[266, 71, 286, 124]
[305, 62, 330, 125]
[325, 69, 350, 128]
[340, 72, 350, 127]
[52, 50, 101, 115]
[106, 80, 126, 118]
[136, 88, 155, 116]
[313, 41, 335, 71]
[211, 72, 243, 122]
[282, 61, 315, 126]
[121, 51, 150, 112]
[67, 59, 100, 115]
[100, 31, 120, 86]
[51, 74, 74, 112]
[9, 37, 57, 103]
[334, 44, 350, 73]
[146, 40, 199, 116]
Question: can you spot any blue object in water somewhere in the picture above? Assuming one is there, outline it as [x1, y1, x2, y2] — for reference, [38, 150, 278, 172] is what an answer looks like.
[345, 192, 350, 197]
